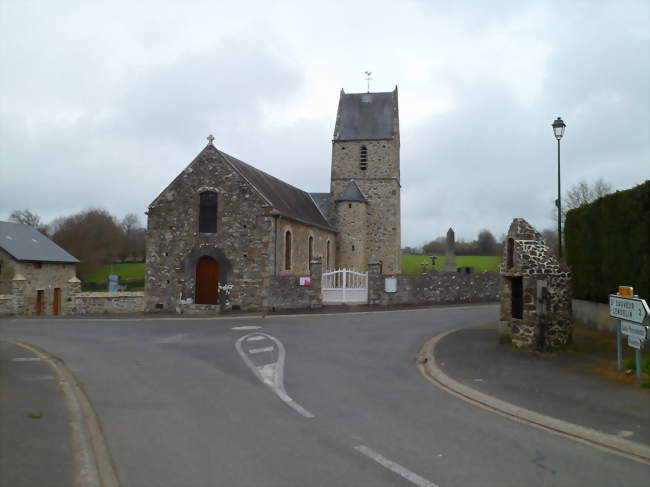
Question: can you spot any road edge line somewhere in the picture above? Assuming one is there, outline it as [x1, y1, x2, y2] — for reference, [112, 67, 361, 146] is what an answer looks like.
[13, 341, 120, 487]
[417, 325, 650, 465]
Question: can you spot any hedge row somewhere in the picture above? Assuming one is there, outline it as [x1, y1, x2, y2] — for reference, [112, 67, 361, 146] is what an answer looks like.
[565, 180, 650, 303]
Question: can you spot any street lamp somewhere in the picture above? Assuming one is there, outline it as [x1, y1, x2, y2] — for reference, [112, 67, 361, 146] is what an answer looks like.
[552, 116, 566, 259]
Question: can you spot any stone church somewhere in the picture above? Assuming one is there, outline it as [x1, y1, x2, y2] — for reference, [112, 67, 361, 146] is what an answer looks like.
[145, 87, 401, 311]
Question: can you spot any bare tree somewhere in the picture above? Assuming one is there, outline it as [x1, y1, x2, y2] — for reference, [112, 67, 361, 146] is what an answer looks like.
[119, 213, 144, 261]
[9, 209, 48, 234]
[553, 178, 612, 224]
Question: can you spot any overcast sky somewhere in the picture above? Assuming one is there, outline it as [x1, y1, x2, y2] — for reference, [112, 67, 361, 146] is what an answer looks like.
[1, 0, 648, 246]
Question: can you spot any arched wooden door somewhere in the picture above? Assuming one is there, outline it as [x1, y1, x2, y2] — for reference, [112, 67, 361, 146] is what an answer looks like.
[195, 256, 219, 304]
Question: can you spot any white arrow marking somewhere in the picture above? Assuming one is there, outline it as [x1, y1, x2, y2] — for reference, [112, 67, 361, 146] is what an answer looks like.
[235, 333, 314, 418]
[249, 346, 274, 354]
[232, 326, 262, 330]
[246, 335, 267, 342]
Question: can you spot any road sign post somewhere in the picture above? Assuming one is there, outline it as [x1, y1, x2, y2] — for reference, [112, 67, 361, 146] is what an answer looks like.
[610, 291, 648, 377]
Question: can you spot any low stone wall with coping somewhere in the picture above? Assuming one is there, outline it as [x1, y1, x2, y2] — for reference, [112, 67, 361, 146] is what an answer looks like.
[71, 292, 145, 314]
[265, 259, 322, 311]
[572, 299, 616, 333]
[0, 294, 14, 315]
[368, 263, 499, 307]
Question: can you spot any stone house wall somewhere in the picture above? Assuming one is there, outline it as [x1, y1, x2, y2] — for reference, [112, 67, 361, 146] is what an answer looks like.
[367, 262, 499, 307]
[0, 248, 78, 316]
[0, 294, 13, 315]
[330, 139, 401, 273]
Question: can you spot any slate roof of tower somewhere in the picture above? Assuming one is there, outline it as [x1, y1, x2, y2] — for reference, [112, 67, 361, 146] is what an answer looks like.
[0, 221, 79, 263]
[337, 180, 368, 203]
[333, 89, 398, 141]
[217, 149, 336, 231]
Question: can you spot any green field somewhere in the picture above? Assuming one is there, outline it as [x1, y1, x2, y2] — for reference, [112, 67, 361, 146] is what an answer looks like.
[80, 262, 145, 283]
[80, 256, 499, 283]
[400, 254, 501, 274]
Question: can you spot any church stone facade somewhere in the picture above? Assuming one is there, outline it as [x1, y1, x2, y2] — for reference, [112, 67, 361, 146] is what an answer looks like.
[145, 87, 401, 312]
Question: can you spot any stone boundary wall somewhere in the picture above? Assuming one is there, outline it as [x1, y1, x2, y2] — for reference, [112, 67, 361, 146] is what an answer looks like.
[368, 265, 499, 307]
[266, 259, 322, 311]
[71, 292, 145, 314]
[0, 294, 13, 315]
[572, 299, 616, 333]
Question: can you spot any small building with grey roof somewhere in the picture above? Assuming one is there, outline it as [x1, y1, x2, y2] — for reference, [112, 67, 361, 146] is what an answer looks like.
[0, 221, 80, 315]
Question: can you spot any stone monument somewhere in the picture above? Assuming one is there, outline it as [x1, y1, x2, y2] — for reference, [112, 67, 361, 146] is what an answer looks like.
[444, 227, 457, 272]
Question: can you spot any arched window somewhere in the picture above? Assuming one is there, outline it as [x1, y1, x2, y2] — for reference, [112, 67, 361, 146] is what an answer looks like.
[359, 145, 368, 170]
[308, 236, 313, 263]
[326, 240, 331, 270]
[284, 230, 292, 270]
[199, 191, 218, 233]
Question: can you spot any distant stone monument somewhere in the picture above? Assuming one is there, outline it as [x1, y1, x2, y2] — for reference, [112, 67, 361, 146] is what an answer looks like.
[444, 227, 457, 272]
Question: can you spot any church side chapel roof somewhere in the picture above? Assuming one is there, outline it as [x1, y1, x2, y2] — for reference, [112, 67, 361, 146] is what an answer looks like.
[218, 149, 335, 231]
[337, 180, 368, 203]
[333, 88, 398, 141]
[308, 192, 333, 225]
[0, 221, 79, 263]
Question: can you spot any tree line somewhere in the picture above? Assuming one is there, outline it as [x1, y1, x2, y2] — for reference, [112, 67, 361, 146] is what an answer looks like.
[8, 208, 145, 274]
[407, 178, 611, 258]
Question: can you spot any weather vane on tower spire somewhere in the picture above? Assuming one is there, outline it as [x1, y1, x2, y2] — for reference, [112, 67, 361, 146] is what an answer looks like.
[364, 71, 372, 93]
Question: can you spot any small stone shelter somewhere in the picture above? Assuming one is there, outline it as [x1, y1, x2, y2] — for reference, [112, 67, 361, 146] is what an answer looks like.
[146, 88, 402, 312]
[0, 221, 80, 315]
[498, 218, 572, 350]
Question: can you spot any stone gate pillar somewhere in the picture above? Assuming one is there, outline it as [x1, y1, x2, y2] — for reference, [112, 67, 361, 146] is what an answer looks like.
[309, 257, 322, 309]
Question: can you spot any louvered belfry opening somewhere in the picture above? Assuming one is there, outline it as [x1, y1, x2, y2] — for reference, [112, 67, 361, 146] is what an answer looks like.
[359, 145, 368, 170]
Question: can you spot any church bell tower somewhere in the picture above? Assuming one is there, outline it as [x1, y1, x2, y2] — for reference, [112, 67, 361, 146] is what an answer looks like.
[330, 86, 401, 273]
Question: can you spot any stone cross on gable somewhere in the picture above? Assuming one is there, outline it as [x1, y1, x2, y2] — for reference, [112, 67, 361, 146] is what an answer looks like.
[207, 134, 215, 144]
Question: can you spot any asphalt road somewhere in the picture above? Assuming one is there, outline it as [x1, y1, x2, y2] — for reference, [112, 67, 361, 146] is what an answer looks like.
[1, 305, 648, 487]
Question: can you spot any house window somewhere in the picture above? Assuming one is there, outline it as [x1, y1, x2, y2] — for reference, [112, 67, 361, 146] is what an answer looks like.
[284, 230, 292, 270]
[308, 236, 313, 263]
[359, 145, 368, 170]
[199, 191, 218, 233]
[33, 262, 42, 269]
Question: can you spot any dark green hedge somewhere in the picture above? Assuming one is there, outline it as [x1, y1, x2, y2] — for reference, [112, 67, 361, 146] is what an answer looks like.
[565, 180, 650, 303]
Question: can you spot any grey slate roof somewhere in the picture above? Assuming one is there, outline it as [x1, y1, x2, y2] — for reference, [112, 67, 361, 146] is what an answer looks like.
[217, 149, 336, 231]
[0, 221, 79, 263]
[333, 88, 398, 141]
[337, 180, 367, 203]
[309, 192, 333, 225]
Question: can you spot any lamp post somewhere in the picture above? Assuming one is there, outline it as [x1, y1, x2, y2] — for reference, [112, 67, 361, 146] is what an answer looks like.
[552, 117, 566, 259]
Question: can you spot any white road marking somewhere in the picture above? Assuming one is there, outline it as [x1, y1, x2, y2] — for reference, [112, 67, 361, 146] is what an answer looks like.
[12, 357, 42, 362]
[232, 325, 262, 330]
[235, 333, 314, 418]
[246, 335, 266, 342]
[249, 346, 274, 354]
[157, 333, 188, 343]
[354, 445, 439, 487]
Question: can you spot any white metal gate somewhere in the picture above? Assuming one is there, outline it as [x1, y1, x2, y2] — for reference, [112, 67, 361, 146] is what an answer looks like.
[322, 268, 368, 304]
